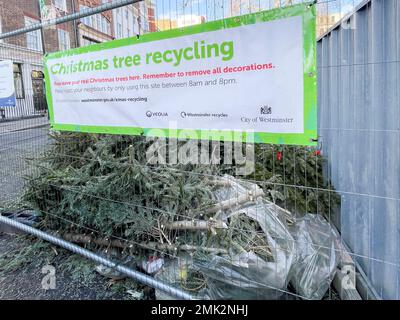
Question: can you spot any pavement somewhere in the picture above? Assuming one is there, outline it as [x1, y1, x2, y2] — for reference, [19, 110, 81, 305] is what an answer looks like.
[0, 119, 144, 300]
[0, 120, 50, 206]
[0, 233, 140, 300]
[0, 116, 49, 134]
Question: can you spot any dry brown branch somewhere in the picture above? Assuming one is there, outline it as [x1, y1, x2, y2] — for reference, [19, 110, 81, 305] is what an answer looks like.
[204, 188, 265, 214]
[61, 233, 227, 255]
[164, 219, 228, 231]
[145, 242, 228, 254]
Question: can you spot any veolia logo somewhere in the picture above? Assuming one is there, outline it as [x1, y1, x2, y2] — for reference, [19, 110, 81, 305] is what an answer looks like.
[146, 111, 168, 118]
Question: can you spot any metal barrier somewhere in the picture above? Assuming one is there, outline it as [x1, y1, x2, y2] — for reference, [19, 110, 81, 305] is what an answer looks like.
[0, 214, 194, 300]
[0, 0, 396, 300]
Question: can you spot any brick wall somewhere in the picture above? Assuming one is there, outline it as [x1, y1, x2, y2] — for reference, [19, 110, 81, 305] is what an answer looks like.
[0, 0, 40, 47]
[0, 0, 78, 52]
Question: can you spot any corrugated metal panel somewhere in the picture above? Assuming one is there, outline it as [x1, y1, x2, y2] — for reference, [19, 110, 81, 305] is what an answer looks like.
[317, 0, 400, 299]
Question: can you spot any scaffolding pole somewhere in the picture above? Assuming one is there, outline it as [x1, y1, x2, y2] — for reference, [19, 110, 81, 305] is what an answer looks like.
[0, 0, 142, 40]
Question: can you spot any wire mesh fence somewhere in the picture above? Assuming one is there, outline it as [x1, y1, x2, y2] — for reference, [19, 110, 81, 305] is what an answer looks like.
[0, 0, 397, 300]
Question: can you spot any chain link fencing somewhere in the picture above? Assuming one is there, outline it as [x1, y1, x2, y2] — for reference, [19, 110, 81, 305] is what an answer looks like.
[0, 0, 397, 300]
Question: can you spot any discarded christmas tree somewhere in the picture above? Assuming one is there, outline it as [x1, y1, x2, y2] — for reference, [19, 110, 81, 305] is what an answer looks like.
[21, 132, 341, 299]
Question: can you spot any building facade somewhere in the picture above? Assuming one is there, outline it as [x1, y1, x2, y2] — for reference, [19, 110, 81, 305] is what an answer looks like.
[156, 15, 206, 31]
[229, 0, 292, 17]
[41, 0, 78, 52]
[0, 0, 47, 119]
[77, 0, 113, 45]
[316, 12, 343, 38]
[112, 0, 157, 39]
[75, 0, 157, 44]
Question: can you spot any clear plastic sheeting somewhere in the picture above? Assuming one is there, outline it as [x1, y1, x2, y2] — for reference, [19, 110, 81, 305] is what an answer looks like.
[194, 205, 295, 299]
[289, 214, 340, 300]
[155, 256, 208, 300]
[195, 249, 290, 300]
[154, 176, 341, 300]
[193, 176, 295, 299]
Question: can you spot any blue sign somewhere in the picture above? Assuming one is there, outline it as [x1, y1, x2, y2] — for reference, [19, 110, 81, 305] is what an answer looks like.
[0, 60, 17, 107]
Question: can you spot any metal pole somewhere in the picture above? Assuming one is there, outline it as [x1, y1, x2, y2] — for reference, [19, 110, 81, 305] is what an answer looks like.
[71, 0, 81, 48]
[0, 215, 194, 300]
[37, 0, 47, 54]
[0, 0, 142, 40]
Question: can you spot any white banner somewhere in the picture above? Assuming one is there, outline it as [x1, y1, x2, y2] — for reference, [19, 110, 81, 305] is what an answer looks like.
[45, 4, 317, 145]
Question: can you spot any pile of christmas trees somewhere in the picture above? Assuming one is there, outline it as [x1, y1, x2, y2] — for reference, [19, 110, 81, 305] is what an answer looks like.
[21, 132, 340, 299]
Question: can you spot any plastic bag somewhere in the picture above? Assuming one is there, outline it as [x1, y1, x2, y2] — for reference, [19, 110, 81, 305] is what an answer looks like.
[154, 256, 208, 300]
[195, 244, 291, 299]
[195, 199, 295, 299]
[289, 214, 340, 300]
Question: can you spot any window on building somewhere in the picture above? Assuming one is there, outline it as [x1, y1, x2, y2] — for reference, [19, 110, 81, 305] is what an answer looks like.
[132, 15, 138, 34]
[0, 17, 3, 43]
[90, 14, 96, 29]
[101, 16, 110, 34]
[32, 70, 44, 80]
[114, 7, 129, 38]
[115, 8, 123, 38]
[13, 63, 24, 99]
[80, 5, 90, 25]
[101, 18, 107, 33]
[117, 23, 122, 38]
[24, 17, 42, 52]
[53, 0, 67, 12]
[80, 5, 110, 35]
[58, 29, 70, 50]
[107, 20, 111, 35]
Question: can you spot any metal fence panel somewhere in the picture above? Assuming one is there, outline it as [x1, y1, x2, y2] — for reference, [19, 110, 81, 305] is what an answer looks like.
[1, 0, 398, 300]
[318, 0, 400, 299]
